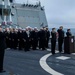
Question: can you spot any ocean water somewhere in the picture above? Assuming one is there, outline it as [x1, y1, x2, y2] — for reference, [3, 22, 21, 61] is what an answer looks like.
[49, 28, 75, 36]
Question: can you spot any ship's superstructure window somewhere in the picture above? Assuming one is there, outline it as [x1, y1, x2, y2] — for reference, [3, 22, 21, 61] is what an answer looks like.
[12, 5, 15, 8]
[41, 7, 44, 11]
[22, 4, 25, 7]
[29, 4, 32, 7]
[21, 3, 39, 8]
[11, 12, 14, 16]
[0, 9, 2, 15]
[1, 0, 13, 3]
[3, 9, 10, 15]
[9, 0, 13, 3]
[25, 4, 28, 7]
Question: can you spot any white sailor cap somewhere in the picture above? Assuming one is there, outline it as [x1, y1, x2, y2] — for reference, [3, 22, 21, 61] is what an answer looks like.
[9, 26, 12, 28]
[26, 27, 28, 29]
[27, 26, 31, 28]
[0, 23, 1, 26]
[19, 27, 22, 29]
[40, 27, 43, 30]
[34, 27, 37, 29]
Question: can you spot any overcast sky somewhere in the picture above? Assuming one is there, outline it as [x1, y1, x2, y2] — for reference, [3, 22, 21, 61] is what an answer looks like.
[15, 0, 75, 28]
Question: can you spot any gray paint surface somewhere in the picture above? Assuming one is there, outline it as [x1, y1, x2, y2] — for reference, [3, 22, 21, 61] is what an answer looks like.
[2, 49, 75, 75]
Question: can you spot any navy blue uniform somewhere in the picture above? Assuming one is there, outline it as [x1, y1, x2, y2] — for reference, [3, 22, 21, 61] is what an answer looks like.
[0, 32, 6, 72]
[38, 30, 46, 50]
[51, 31, 56, 54]
[57, 29, 64, 53]
[45, 30, 50, 48]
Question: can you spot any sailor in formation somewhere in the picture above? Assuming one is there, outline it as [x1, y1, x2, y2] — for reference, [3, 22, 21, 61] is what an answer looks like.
[51, 28, 57, 54]
[0, 27, 6, 73]
[66, 29, 72, 37]
[0, 26, 72, 54]
[0, 25, 73, 73]
[3, 26, 50, 51]
[57, 26, 64, 53]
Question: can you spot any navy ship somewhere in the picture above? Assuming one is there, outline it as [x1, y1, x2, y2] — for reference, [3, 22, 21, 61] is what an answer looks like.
[0, 0, 48, 29]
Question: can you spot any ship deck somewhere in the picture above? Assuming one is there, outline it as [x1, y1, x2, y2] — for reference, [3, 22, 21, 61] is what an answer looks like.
[0, 49, 75, 75]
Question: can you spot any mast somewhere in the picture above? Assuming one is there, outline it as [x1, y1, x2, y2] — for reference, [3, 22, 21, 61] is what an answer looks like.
[2, 0, 12, 25]
[8, 0, 12, 24]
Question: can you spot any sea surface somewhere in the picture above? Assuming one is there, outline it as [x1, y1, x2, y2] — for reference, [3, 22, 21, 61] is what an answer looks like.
[49, 28, 75, 36]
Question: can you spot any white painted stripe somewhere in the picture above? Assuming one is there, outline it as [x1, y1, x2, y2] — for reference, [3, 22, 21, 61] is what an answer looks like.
[72, 53, 75, 55]
[56, 56, 70, 60]
[39, 53, 64, 75]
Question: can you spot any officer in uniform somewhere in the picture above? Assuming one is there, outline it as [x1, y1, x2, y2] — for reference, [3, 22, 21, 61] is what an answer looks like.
[32, 27, 38, 50]
[45, 27, 50, 48]
[28, 27, 33, 49]
[25, 27, 30, 51]
[18, 28, 23, 50]
[4, 28, 10, 48]
[0, 27, 6, 73]
[38, 28, 46, 50]
[66, 29, 72, 37]
[9, 28, 14, 49]
[22, 29, 25, 49]
[13, 29, 18, 49]
[51, 28, 57, 54]
[57, 26, 64, 53]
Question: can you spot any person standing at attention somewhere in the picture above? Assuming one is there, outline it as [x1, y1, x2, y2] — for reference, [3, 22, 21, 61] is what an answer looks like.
[57, 26, 64, 53]
[51, 28, 57, 54]
[66, 29, 72, 37]
[0, 27, 6, 73]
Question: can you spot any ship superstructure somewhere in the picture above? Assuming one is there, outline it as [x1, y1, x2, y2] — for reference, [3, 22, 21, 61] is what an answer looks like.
[0, 0, 48, 28]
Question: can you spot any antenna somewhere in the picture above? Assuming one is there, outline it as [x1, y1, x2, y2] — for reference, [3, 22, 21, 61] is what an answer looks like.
[38, 0, 41, 6]
[27, 0, 29, 4]
[36, 0, 40, 5]
[13, 0, 15, 3]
